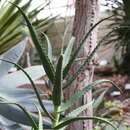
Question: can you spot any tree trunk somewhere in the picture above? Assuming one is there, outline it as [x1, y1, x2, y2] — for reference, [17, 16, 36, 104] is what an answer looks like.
[65, 0, 99, 130]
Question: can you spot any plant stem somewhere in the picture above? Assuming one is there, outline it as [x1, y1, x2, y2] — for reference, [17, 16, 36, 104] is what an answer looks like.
[53, 106, 60, 129]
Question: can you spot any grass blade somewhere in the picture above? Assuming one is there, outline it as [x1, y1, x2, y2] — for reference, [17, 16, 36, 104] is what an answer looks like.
[63, 30, 115, 89]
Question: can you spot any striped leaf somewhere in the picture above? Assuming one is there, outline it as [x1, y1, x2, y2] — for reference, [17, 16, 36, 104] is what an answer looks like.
[64, 30, 115, 88]
[52, 55, 63, 106]
[63, 37, 75, 69]
[93, 90, 108, 114]
[11, 3, 55, 83]
[54, 116, 117, 130]
[41, 33, 53, 62]
[66, 101, 93, 117]
[63, 16, 114, 78]
[60, 80, 120, 112]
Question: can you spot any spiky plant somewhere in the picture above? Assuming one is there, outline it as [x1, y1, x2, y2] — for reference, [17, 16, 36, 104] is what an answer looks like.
[103, 0, 130, 74]
[0, 3, 121, 130]
[0, 0, 54, 54]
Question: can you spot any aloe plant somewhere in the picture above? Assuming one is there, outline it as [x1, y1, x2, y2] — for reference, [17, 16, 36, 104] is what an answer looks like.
[0, 0, 54, 55]
[0, 3, 122, 130]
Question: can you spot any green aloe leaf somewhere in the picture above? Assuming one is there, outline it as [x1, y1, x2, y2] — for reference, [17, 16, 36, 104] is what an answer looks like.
[93, 87, 106, 96]
[10, 3, 55, 83]
[35, 106, 43, 130]
[38, 109, 43, 130]
[54, 116, 118, 130]
[0, 59, 54, 121]
[41, 33, 53, 62]
[64, 30, 115, 88]
[63, 16, 114, 78]
[62, 24, 70, 46]
[93, 89, 108, 114]
[66, 101, 93, 117]
[63, 37, 75, 69]
[60, 80, 120, 112]
[53, 55, 63, 106]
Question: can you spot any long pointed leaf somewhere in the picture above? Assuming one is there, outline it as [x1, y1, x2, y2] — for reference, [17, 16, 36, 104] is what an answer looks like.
[53, 55, 63, 106]
[54, 116, 118, 130]
[63, 37, 75, 69]
[10, 3, 55, 83]
[93, 89, 108, 114]
[41, 33, 53, 62]
[63, 30, 116, 88]
[60, 80, 120, 112]
[63, 15, 114, 78]
[35, 105, 43, 130]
